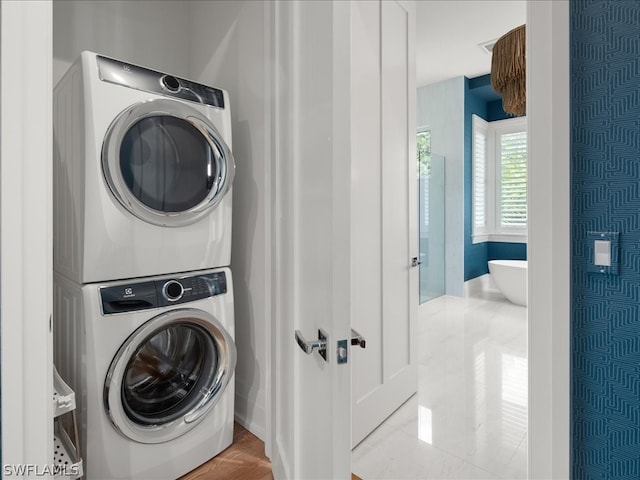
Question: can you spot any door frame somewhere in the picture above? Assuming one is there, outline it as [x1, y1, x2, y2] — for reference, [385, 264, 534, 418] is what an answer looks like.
[0, 0, 54, 471]
[267, 1, 353, 477]
[527, 1, 570, 478]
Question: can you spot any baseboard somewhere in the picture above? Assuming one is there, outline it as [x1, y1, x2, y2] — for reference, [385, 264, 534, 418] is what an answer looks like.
[270, 437, 291, 480]
[464, 273, 500, 298]
[234, 378, 266, 441]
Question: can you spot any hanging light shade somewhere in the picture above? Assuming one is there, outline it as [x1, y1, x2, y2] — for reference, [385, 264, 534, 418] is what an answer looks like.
[491, 24, 526, 117]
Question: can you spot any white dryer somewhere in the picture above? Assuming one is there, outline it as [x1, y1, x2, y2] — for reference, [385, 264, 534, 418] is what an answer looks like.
[53, 51, 235, 283]
[54, 267, 236, 479]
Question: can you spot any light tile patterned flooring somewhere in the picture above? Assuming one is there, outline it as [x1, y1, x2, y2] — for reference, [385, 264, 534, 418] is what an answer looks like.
[352, 292, 528, 479]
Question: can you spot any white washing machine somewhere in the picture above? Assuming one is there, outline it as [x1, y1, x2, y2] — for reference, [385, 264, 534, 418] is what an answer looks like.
[53, 51, 235, 284]
[54, 267, 236, 479]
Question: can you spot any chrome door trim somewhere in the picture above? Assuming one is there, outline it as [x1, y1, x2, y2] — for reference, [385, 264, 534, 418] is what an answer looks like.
[102, 99, 235, 227]
[103, 308, 236, 444]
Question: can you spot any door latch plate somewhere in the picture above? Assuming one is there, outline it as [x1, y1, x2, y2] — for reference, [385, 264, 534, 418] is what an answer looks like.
[337, 339, 348, 364]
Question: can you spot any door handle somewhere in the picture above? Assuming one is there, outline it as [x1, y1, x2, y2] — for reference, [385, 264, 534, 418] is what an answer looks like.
[411, 256, 422, 267]
[350, 328, 366, 349]
[295, 329, 328, 361]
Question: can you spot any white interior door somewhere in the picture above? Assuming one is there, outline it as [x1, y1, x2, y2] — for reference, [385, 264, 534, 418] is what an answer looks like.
[268, 1, 352, 478]
[351, 0, 418, 447]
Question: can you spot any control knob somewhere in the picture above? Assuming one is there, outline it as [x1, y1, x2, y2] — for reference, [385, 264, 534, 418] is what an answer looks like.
[163, 280, 184, 302]
[161, 75, 181, 93]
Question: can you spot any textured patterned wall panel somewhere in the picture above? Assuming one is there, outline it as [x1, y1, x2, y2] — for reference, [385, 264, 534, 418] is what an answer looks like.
[571, 0, 640, 478]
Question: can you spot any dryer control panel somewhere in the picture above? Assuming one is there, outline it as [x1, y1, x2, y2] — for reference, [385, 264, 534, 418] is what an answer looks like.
[100, 271, 227, 315]
[96, 55, 225, 109]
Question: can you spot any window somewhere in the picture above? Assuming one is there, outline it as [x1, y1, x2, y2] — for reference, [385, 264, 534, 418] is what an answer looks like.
[498, 130, 527, 229]
[473, 117, 488, 237]
[417, 129, 431, 173]
[472, 115, 527, 243]
[417, 130, 431, 228]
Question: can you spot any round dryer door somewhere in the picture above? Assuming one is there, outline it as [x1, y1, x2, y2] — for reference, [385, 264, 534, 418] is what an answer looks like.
[102, 99, 234, 227]
[104, 308, 236, 444]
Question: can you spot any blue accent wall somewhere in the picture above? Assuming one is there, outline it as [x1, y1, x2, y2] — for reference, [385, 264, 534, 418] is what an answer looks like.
[571, 0, 640, 477]
[463, 75, 527, 281]
[487, 99, 508, 122]
[487, 242, 526, 262]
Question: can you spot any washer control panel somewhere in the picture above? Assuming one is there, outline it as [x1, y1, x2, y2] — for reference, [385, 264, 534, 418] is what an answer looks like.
[157, 272, 227, 307]
[100, 271, 227, 315]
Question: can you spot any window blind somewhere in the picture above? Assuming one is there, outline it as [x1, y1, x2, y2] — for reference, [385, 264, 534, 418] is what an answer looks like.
[473, 118, 487, 233]
[499, 131, 527, 227]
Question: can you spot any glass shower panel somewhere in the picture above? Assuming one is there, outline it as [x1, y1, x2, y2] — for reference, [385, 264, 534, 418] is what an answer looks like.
[418, 153, 445, 303]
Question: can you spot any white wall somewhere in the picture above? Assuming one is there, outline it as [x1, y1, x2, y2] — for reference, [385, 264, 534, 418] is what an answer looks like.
[52, 0, 268, 440]
[416, 78, 465, 297]
[189, 0, 269, 440]
[53, 1, 190, 85]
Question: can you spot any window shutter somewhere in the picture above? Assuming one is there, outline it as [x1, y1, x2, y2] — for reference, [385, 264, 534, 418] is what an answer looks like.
[499, 131, 527, 228]
[472, 115, 488, 236]
[474, 131, 486, 228]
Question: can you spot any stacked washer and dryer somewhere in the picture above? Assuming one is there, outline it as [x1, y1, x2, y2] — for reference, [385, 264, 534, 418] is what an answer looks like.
[53, 52, 237, 479]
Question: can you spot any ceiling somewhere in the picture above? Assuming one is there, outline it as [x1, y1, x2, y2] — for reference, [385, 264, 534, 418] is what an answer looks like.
[416, 0, 526, 87]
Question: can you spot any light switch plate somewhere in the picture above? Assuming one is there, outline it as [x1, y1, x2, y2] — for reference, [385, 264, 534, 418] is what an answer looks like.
[594, 240, 611, 266]
[587, 231, 619, 275]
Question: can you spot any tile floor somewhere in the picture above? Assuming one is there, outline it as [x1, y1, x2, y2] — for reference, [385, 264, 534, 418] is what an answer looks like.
[352, 291, 528, 480]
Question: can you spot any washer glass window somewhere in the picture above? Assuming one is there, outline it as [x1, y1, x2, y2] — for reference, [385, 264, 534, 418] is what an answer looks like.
[104, 309, 236, 444]
[122, 323, 217, 426]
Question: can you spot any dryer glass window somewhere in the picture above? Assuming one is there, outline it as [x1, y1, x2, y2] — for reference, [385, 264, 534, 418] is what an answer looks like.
[122, 323, 218, 425]
[120, 116, 223, 213]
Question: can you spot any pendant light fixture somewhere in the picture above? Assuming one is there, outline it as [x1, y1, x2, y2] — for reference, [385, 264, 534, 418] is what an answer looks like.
[491, 24, 526, 117]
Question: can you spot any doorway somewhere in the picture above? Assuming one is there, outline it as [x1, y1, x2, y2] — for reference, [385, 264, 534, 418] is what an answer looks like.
[352, 2, 530, 478]
[352, 1, 571, 478]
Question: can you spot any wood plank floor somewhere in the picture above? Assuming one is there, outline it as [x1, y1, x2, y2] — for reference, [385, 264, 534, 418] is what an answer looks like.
[180, 423, 272, 480]
[180, 423, 363, 480]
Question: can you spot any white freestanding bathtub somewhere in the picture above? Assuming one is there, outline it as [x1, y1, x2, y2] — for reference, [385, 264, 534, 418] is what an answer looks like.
[488, 260, 528, 306]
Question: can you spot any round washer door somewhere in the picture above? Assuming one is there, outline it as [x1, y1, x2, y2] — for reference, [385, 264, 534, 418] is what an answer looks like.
[102, 99, 234, 227]
[104, 308, 236, 444]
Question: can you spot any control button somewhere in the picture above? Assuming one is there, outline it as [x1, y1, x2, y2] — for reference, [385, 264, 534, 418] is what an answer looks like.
[162, 280, 184, 302]
[161, 75, 180, 93]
